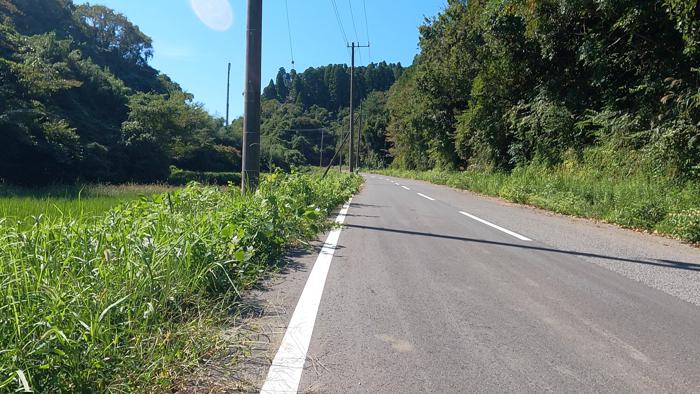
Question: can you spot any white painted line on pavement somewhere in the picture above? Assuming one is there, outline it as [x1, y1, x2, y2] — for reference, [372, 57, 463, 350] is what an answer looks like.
[417, 193, 435, 201]
[459, 211, 532, 241]
[260, 199, 353, 394]
[402, 186, 411, 190]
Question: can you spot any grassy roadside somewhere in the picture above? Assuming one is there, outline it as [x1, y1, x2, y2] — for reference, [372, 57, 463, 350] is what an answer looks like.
[375, 163, 700, 244]
[0, 171, 362, 392]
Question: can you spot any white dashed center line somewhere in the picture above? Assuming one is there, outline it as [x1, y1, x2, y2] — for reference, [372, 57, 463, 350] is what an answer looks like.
[417, 193, 435, 201]
[459, 211, 532, 241]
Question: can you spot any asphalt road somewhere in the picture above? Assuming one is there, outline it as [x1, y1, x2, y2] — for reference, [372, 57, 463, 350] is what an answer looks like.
[265, 174, 700, 393]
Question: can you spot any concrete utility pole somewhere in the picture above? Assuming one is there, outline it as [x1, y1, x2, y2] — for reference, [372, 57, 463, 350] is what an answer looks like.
[347, 42, 369, 173]
[241, 0, 263, 192]
[356, 100, 362, 169]
[320, 129, 324, 167]
[226, 62, 231, 126]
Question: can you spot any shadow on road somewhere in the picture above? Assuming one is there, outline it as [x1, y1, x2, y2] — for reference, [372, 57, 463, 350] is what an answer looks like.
[344, 224, 700, 272]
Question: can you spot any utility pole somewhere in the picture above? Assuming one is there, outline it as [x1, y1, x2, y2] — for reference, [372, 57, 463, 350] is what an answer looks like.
[226, 62, 231, 126]
[347, 41, 369, 173]
[241, 0, 262, 193]
[319, 129, 324, 167]
[356, 100, 362, 169]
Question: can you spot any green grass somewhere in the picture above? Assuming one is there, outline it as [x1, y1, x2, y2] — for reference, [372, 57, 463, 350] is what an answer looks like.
[376, 159, 700, 243]
[0, 184, 179, 224]
[0, 171, 362, 392]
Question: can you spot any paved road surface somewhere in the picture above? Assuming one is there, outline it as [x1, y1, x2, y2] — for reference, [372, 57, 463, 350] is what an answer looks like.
[262, 174, 700, 393]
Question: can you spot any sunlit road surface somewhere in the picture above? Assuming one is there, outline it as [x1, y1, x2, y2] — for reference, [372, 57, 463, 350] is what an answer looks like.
[263, 174, 700, 393]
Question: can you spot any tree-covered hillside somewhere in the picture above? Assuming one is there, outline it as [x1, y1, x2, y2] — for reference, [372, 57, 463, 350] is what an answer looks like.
[386, 0, 699, 180]
[234, 63, 403, 170]
[0, 0, 238, 185]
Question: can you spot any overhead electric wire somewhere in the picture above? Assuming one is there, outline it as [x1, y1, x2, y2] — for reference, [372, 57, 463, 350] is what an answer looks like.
[362, 0, 371, 63]
[284, 0, 295, 69]
[329, 0, 349, 46]
[347, 0, 363, 64]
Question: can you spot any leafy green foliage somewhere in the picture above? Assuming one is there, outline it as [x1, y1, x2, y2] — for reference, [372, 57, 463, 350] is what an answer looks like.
[0, 0, 233, 185]
[661, 208, 700, 242]
[387, 0, 700, 181]
[168, 166, 241, 186]
[0, 172, 362, 392]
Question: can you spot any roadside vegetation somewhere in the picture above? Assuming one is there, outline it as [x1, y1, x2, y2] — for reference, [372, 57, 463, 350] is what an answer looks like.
[0, 171, 362, 392]
[377, 154, 700, 243]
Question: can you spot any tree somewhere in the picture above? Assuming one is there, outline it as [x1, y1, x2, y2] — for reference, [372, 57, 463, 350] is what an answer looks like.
[74, 4, 153, 66]
[263, 79, 277, 100]
[275, 67, 289, 102]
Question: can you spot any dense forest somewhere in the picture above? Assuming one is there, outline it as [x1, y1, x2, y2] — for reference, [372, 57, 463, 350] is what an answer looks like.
[0, 0, 243, 185]
[386, 0, 699, 180]
[250, 63, 402, 169]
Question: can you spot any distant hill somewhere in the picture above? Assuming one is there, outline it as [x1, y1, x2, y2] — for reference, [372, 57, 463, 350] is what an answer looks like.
[0, 0, 236, 185]
[240, 62, 403, 170]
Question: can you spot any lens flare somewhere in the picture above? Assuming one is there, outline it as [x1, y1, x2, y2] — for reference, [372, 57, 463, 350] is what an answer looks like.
[189, 0, 233, 32]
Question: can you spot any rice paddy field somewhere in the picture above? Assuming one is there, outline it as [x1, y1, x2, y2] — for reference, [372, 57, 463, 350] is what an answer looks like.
[0, 184, 179, 225]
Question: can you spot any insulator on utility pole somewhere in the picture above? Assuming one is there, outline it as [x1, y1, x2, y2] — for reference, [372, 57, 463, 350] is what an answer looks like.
[241, 0, 263, 193]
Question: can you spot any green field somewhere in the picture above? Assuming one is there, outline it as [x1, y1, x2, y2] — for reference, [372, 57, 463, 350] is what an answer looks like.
[0, 184, 178, 225]
[0, 172, 362, 392]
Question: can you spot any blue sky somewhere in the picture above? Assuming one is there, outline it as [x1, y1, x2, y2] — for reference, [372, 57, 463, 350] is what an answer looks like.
[74, 0, 447, 119]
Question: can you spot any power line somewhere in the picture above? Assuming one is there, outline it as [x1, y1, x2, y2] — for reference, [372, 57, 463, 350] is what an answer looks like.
[347, 0, 362, 64]
[362, 0, 371, 63]
[284, 0, 295, 69]
[329, 0, 348, 46]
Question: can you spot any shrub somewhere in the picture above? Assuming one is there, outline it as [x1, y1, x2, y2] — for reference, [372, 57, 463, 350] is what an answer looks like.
[661, 209, 700, 242]
[168, 166, 241, 186]
[610, 200, 668, 230]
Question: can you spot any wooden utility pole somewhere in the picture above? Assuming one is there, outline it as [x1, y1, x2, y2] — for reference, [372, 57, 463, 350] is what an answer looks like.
[225, 62, 231, 126]
[241, 0, 263, 193]
[347, 42, 369, 173]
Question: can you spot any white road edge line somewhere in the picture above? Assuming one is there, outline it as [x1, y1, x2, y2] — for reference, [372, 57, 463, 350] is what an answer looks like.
[260, 198, 353, 394]
[417, 193, 435, 201]
[401, 186, 411, 190]
[459, 211, 532, 242]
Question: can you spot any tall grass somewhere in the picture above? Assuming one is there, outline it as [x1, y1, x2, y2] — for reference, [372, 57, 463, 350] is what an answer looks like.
[0, 172, 362, 392]
[0, 184, 179, 223]
[377, 155, 700, 243]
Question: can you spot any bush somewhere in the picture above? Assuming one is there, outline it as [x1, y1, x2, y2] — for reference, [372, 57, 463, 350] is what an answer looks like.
[168, 166, 241, 186]
[661, 209, 700, 243]
[610, 200, 668, 230]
